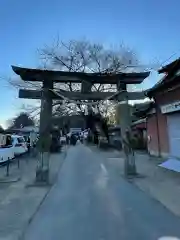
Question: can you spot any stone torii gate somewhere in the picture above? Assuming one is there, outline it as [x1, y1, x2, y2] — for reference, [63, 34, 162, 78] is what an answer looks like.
[12, 66, 150, 182]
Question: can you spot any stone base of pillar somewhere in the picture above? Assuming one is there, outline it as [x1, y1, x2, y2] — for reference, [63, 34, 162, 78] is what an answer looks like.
[125, 164, 137, 177]
[124, 153, 137, 177]
[36, 169, 49, 183]
[36, 152, 50, 183]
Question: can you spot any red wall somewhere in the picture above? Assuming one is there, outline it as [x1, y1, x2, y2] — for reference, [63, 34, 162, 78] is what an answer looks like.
[147, 112, 169, 157]
[147, 114, 159, 156]
[147, 86, 180, 157]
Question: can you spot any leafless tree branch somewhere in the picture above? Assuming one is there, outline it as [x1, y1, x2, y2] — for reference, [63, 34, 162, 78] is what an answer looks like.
[6, 38, 138, 120]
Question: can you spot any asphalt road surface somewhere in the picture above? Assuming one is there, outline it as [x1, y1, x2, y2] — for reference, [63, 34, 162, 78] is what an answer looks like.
[23, 144, 180, 240]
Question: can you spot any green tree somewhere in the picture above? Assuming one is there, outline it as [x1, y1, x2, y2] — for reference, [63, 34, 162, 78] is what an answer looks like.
[8, 112, 35, 129]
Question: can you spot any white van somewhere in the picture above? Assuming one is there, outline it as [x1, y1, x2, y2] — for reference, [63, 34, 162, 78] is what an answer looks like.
[11, 135, 28, 156]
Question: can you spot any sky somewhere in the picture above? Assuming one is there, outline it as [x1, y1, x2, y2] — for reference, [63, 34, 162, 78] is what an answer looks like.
[0, 0, 180, 128]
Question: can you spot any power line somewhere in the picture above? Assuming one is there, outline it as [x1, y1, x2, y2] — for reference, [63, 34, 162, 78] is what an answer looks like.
[122, 50, 180, 72]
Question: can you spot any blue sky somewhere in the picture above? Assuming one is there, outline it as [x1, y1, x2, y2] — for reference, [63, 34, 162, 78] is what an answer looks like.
[0, 0, 180, 127]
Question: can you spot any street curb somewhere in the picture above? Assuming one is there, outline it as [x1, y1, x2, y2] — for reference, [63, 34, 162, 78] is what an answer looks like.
[0, 176, 21, 183]
[18, 151, 67, 240]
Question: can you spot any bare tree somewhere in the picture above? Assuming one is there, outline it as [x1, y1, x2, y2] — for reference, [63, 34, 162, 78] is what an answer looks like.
[40, 39, 138, 117]
[8, 38, 139, 119]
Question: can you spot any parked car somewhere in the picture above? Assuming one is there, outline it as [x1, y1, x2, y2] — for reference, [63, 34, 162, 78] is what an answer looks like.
[0, 134, 15, 163]
[11, 135, 28, 156]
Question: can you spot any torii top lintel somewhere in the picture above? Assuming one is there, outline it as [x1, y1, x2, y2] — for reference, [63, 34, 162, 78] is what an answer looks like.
[12, 66, 150, 84]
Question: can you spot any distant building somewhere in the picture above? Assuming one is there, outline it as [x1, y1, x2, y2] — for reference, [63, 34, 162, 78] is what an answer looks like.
[52, 115, 86, 131]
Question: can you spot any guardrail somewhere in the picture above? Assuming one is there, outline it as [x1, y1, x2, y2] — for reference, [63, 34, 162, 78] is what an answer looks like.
[0, 156, 19, 177]
[0, 147, 37, 178]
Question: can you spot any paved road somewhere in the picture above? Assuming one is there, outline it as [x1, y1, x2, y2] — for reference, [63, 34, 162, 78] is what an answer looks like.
[23, 144, 180, 240]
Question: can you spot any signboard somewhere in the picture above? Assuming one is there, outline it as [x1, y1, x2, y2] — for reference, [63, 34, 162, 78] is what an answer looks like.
[161, 101, 180, 114]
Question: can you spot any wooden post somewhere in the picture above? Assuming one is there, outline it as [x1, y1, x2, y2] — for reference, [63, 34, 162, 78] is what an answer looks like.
[36, 80, 53, 183]
[117, 83, 137, 177]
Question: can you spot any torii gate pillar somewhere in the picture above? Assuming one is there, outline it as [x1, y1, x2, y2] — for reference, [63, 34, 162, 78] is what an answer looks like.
[36, 80, 53, 183]
[117, 83, 137, 177]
